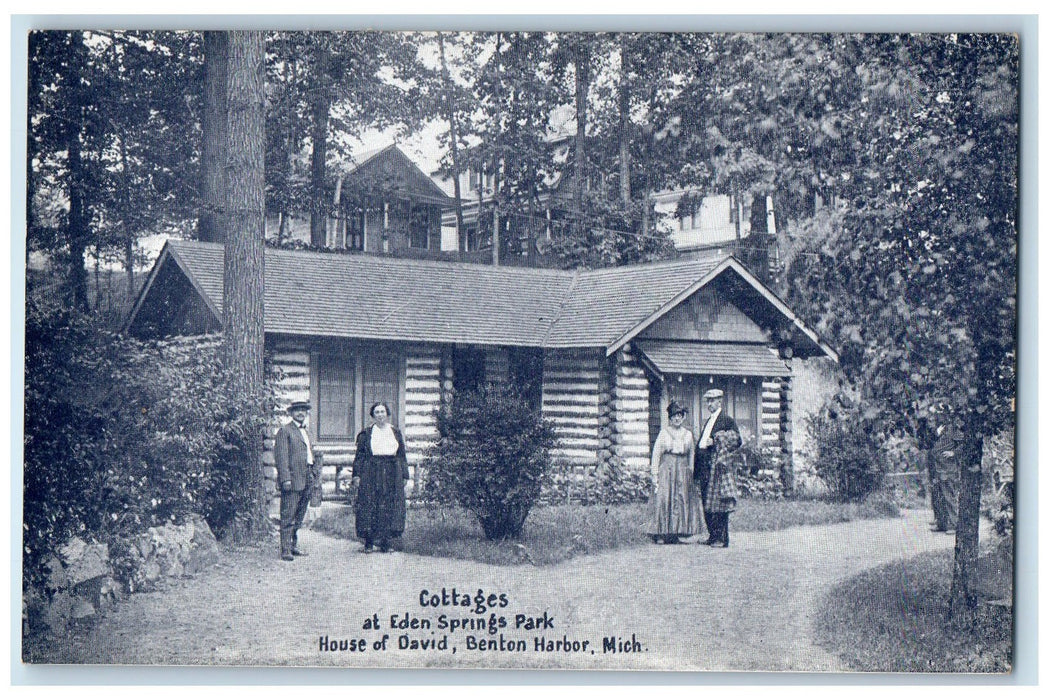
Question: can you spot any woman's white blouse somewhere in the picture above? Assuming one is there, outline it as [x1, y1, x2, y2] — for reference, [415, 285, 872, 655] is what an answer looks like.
[370, 424, 399, 456]
[661, 427, 693, 454]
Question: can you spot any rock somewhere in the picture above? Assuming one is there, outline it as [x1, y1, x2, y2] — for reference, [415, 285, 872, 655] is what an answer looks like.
[44, 591, 73, 634]
[43, 555, 67, 592]
[59, 537, 87, 563]
[65, 542, 109, 587]
[71, 598, 96, 620]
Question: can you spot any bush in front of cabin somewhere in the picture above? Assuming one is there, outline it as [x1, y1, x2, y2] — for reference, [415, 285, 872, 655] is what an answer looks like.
[806, 394, 888, 503]
[424, 385, 558, 540]
[23, 300, 276, 595]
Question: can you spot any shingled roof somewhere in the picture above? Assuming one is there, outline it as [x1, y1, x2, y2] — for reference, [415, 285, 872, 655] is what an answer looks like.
[128, 239, 836, 359]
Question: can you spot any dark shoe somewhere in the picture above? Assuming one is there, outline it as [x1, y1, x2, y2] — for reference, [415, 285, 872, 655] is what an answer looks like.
[363, 545, 374, 553]
[291, 549, 308, 556]
[665, 536, 680, 545]
[379, 546, 390, 553]
[702, 538, 717, 545]
[930, 526, 947, 532]
[280, 552, 294, 561]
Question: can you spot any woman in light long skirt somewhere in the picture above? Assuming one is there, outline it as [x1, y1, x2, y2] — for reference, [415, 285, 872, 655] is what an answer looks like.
[647, 400, 704, 544]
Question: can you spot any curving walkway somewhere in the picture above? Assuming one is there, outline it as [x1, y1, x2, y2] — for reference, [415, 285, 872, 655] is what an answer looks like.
[32, 508, 959, 671]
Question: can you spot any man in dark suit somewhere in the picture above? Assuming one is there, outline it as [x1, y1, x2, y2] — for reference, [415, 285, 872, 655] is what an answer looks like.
[274, 400, 317, 561]
[693, 388, 738, 544]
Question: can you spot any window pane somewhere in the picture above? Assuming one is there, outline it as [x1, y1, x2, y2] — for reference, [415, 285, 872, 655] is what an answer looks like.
[318, 355, 354, 439]
[362, 352, 400, 427]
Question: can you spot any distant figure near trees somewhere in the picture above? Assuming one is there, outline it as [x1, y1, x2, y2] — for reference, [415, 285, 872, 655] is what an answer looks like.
[647, 400, 702, 544]
[352, 402, 410, 553]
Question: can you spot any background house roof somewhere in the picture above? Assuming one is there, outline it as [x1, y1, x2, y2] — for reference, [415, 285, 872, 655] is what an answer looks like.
[138, 240, 832, 358]
[337, 144, 452, 207]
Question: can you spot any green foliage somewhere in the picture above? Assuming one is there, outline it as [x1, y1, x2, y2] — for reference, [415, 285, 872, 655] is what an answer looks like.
[807, 395, 889, 503]
[423, 386, 558, 540]
[23, 300, 276, 588]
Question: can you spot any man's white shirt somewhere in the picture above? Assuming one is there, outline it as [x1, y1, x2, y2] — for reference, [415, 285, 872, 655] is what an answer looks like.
[699, 408, 722, 449]
[295, 421, 315, 466]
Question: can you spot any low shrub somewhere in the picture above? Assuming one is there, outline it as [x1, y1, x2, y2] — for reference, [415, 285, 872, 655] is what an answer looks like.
[422, 385, 558, 540]
[23, 301, 275, 591]
[806, 395, 888, 502]
[737, 438, 788, 499]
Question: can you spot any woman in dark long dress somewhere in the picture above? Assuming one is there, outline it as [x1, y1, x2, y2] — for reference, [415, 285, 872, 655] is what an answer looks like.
[351, 402, 409, 553]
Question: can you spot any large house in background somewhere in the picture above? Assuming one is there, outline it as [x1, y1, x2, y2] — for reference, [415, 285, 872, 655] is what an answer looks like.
[267, 144, 452, 257]
[433, 130, 779, 273]
[126, 240, 836, 506]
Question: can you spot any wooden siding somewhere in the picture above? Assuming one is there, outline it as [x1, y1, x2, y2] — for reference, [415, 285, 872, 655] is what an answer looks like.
[640, 287, 767, 343]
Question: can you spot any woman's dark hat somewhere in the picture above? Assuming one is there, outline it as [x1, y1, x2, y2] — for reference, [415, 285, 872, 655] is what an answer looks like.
[666, 400, 687, 417]
[288, 401, 310, 412]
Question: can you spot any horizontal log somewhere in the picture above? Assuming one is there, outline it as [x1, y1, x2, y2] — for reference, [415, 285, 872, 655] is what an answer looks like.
[271, 351, 309, 364]
[545, 367, 604, 377]
[405, 355, 441, 365]
[542, 380, 602, 394]
[405, 377, 440, 390]
[543, 407, 601, 419]
[622, 456, 649, 470]
[404, 413, 437, 426]
[615, 433, 651, 446]
[552, 427, 603, 440]
[612, 398, 649, 411]
[551, 448, 599, 460]
[405, 397, 441, 409]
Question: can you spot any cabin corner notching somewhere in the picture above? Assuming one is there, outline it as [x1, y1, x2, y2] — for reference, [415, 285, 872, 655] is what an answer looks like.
[127, 241, 833, 505]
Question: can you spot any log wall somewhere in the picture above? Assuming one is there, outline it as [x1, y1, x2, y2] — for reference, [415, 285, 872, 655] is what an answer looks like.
[541, 348, 604, 499]
[609, 344, 652, 477]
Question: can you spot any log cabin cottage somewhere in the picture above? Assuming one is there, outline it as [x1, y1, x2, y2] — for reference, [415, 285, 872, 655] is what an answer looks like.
[126, 239, 836, 506]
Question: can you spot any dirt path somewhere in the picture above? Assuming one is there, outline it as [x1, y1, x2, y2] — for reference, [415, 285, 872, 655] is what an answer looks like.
[33, 508, 958, 671]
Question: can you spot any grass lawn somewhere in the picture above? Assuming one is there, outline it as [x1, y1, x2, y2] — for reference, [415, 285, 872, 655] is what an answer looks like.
[312, 495, 901, 566]
[813, 549, 1012, 672]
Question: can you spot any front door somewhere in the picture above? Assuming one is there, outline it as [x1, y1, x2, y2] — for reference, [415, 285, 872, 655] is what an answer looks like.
[659, 375, 760, 445]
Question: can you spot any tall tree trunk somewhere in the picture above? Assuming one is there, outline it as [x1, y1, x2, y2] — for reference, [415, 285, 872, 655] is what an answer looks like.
[618, 33, 632, 207]
[223, 30, 267, 538]
[118, 134, 136, 298]
[308, 37, 333, 247]
[64, 34, 90, 312]
[573, 36, 590, 219]
[199, 31, 228, 243]
[437, 33, 466, 253]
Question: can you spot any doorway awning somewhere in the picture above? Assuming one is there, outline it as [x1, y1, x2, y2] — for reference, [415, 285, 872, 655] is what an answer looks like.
[636, 341, 790, 378]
